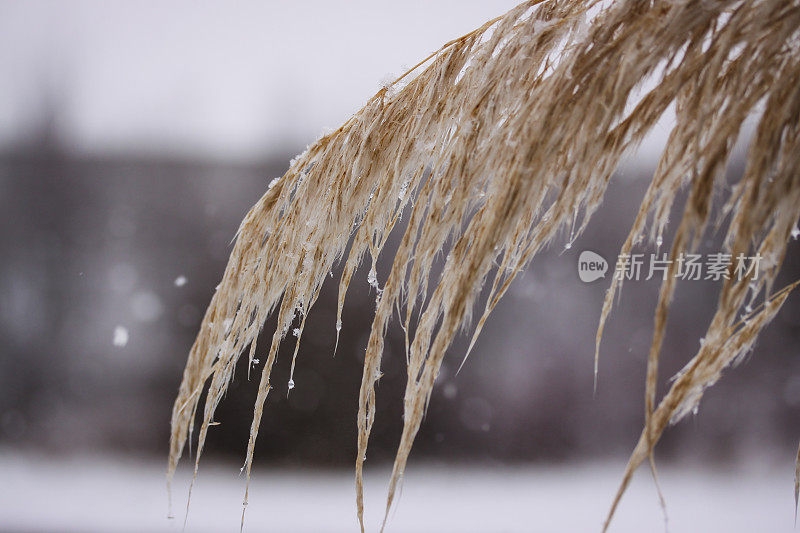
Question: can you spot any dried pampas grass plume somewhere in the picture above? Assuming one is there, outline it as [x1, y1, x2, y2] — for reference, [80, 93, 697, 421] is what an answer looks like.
[168, 0, 800, 530]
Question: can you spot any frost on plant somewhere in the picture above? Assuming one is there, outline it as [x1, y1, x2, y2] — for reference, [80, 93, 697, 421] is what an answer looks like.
[168, 1, 800, 531]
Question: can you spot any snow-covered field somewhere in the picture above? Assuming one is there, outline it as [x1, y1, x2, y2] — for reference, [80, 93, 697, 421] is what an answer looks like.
[0, 451, 792, 532]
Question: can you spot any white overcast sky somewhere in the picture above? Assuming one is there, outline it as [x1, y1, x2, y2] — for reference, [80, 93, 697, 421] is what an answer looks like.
[0, 1, 528, 160]
[0, 0, 686, 165]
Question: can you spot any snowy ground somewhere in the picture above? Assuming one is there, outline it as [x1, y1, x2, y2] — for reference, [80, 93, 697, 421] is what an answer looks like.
[0, 452, 793, 532]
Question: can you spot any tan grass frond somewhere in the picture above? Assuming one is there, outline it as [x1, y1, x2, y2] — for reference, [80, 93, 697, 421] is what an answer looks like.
[168, 0, 800, 530]
[795, 440, 800, 523]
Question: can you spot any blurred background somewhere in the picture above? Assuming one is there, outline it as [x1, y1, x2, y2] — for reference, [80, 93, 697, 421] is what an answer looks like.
[1, 1, 799, 532]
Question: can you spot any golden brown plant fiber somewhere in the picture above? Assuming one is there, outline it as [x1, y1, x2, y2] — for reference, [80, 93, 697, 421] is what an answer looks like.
[168, 0, 800, 530]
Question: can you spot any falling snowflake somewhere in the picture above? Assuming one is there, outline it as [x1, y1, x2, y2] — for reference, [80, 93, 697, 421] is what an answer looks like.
[113, 326, 129, 347]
